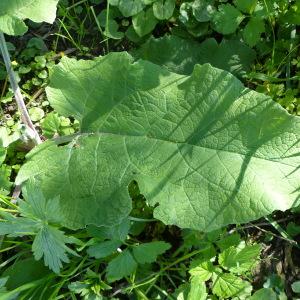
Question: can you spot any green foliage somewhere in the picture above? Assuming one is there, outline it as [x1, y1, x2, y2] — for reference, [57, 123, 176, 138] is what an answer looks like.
[132, 7, 158, 37]
[132, 241, 171, 264]
[1, 0, 300, 298]
[218, 242, 261, 274]
[212, 4, 244, 34]
[187, 238, 260, 299]
[243, 17, 265, 47]
[212, 271, 252, 298]
[0, 0, 59, 35]
[153, 0, 176, 20]
[0, 182, 79, 273]
[106, 249, 137, 282]
[134, 35, 256, 77]
[249, 288, 277, 299]
[16, 52, 300, 233]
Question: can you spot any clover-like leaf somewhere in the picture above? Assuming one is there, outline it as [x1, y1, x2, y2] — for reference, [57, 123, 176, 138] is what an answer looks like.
[192, 0, 215, 22]
[104, 19, 124, 40]
[243, 17, 265, 47]
[234, 0, 257, 14]
[0, 0, 59, 36]
[212, 4, 244, 34]
[118, 0, 145, 17]
[153, 0, 176, 20]
[132, 8, 158, 37]
[17, 52, 300, 232]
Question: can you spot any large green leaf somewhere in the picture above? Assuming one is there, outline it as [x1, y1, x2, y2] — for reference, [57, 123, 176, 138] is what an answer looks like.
[0, 0, 59, 36]
[17, 52, 300, 231]
[133, 35, 256, 77]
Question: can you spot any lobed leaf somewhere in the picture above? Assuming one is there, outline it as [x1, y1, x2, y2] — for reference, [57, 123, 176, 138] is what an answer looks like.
[212, 272, 252, 298]
[87, 240, 122, 259]
[106, 249, 137, 282]
[132, 241, 171, 264]
[218, 242, 261, 274]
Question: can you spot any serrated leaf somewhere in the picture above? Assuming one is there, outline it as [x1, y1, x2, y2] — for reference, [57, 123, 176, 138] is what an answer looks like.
[41, 112, 61, 138]
[17, 52, 300, 232]
[87, 240, 122, 259]
[0, 212, 38, 236]
[32, 225, 77, 273]
[187, 276, 207, 300]
[218, 242, 261, 274]
[153, 0, 175, 20]
[133, 35, 256, 77]
[132, 241, 171, 264]
[212, 272, 252, 298]
[216, 233, 241, 251]
[106, 250, 137, 282]
[243, 17, 265, 47]
[234, 0, 257, 14]
[21, 181, 64, 224]
[212, 4, 244, 34]
[0, 182, 77, 273]
[189, 260, 215, 281]
[0, 0, 59, 36]
[132, 8, 158, 37]
[118, 0, 145, 17]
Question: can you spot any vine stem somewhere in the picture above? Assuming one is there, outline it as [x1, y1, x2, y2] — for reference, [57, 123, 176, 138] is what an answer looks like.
[0, 32, 41, 145]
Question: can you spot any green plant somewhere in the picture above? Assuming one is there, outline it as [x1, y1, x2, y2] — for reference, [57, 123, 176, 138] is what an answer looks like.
[15, 52, 300, 233]
[1, 0, 300, 298]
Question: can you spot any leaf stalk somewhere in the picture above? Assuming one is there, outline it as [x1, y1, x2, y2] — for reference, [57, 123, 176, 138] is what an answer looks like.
[0, 32, 41, 145]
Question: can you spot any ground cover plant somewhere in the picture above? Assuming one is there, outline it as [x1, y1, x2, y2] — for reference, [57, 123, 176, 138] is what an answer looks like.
[0, 0, 300, 299]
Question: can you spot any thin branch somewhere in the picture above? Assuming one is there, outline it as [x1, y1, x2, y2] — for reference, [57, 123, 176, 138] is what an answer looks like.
[0, 32, 41, 145]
